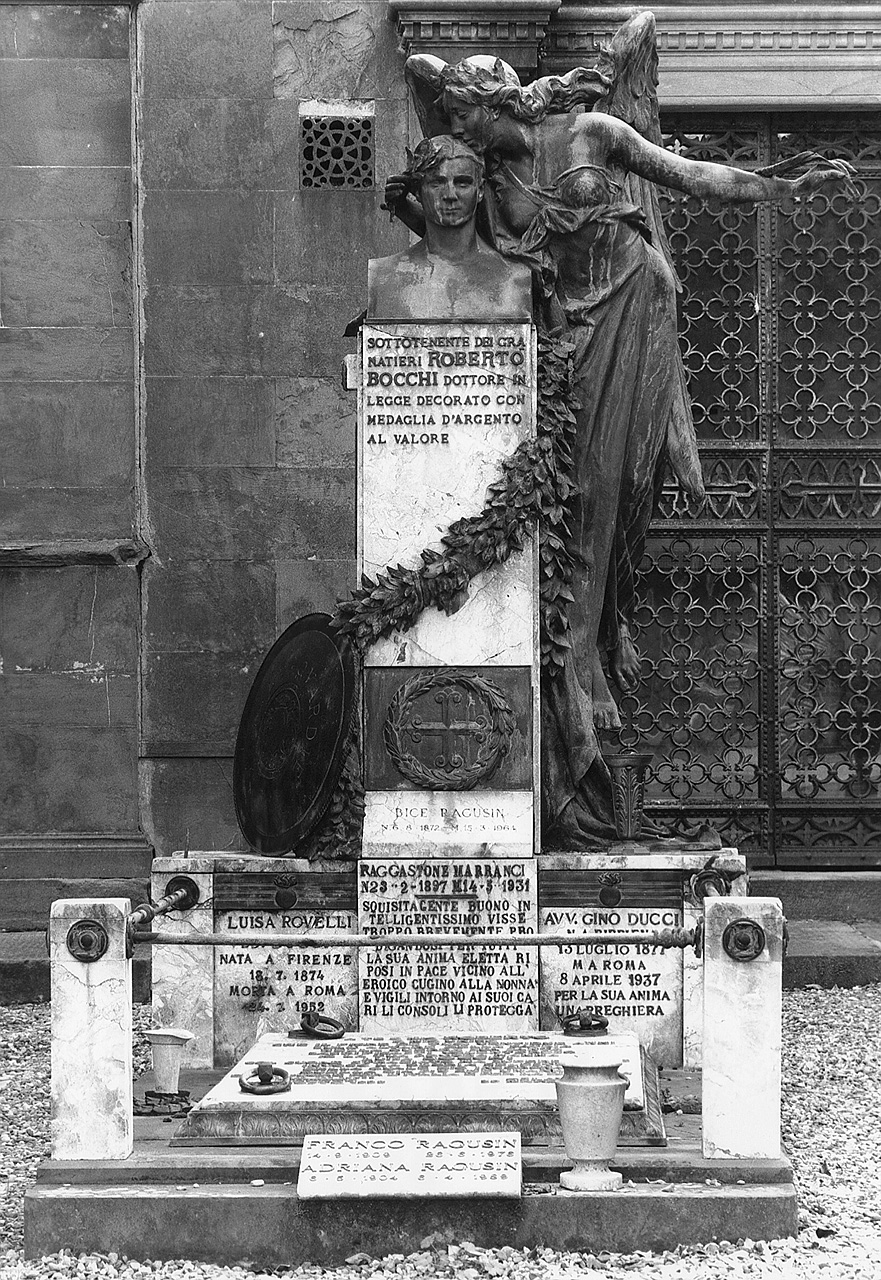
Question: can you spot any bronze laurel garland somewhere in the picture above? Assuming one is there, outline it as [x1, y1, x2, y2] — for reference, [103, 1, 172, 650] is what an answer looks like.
[331, 333, 581, 669]
[312, 334, 580, 859]
[383, 670, 516, 790]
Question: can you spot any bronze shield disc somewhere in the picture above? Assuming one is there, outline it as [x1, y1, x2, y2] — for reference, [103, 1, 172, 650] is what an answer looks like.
[233, 613, 357, 854]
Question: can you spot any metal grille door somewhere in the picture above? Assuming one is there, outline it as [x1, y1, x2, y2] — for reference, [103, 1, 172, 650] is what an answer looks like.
[616, 114, 881, 868]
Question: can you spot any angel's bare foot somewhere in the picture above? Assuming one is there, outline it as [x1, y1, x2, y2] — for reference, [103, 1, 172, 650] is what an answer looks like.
[610, 623, 641, 692]
[591, 651, 621, 730]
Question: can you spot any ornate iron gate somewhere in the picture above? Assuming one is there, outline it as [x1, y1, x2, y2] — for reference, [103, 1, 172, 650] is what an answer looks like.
[617, 114, 881, 869]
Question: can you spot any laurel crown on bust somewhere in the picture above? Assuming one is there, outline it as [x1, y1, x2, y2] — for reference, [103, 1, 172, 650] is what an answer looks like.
[403, 134, 484, 193]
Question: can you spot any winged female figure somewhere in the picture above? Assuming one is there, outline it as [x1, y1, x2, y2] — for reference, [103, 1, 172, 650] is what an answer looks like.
[387, 12, 854, 848]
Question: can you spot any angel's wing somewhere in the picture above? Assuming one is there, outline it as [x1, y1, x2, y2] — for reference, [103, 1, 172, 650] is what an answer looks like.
[404, 54, 450, 140]
[595, 13, 704, 500]
[593, 11, 680, 293]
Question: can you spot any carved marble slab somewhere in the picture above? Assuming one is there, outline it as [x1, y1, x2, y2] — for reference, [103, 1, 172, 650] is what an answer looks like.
[172, 1030, 661, 1147]
[358, 857, 539, 1034]
[297, 1131, 522, 1199]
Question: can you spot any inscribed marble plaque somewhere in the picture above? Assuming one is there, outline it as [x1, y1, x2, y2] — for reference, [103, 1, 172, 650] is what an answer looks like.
[214, 908, 358, 1067]
[358, 858, 538, 1033]
[358, 321, 536, 669]
[539, 903, 683, 1066]
[361, 789, 534, 859]
[297, 1131, 522, 1199]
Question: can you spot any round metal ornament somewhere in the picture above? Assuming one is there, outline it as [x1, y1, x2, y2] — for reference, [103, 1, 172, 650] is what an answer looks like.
[233, 613, 356, 854]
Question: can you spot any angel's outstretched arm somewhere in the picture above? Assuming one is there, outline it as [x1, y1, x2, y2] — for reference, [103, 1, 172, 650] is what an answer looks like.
[584, 113, 855, 204]
[404, 54, 450, 138]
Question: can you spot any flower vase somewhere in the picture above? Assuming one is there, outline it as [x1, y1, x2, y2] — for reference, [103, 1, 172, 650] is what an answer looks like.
[144, 1027, 194, 1093]
[604, 751, 653, 840]
[556, 1046, 627, 1192]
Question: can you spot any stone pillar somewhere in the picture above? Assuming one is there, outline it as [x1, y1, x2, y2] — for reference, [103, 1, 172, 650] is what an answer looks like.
[702, 896, 784, 1160]
[359, 320, 539, 861]
[50, 898, 133, 1160]
[151, 860, 215, 1068]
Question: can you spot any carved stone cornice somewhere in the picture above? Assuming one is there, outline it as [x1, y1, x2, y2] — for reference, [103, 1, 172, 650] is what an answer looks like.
[543, 4, 881, 107]
[388, 0, 562, 75]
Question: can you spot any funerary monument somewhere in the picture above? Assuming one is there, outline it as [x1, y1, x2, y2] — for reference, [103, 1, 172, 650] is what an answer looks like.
[28, 6, 857, 1264]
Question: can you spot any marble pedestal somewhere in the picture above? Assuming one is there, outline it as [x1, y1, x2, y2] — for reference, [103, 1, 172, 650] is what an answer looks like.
[152, 848, 746, 1070]
[357, 321, 539, 862]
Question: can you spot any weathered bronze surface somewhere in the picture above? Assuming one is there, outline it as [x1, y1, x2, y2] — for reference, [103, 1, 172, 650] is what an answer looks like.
[396, 17, 855, 849]
[364, 666, 533, 790]
[369, 135, 531, 321]
[234, 614, 357, 854]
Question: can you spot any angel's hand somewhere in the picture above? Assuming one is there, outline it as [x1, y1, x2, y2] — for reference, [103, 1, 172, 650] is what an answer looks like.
[792, 158, 858, 200]
[381, 177, 427, 235]
[381, 173, 409, 213]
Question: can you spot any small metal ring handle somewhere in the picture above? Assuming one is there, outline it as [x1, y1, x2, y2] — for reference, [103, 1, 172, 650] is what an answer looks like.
[722, 918, 766, 962]
[300, 1012, 345, 1040]
[561, 1011, 609, 1037]
[239, 1061, 291, 1094]
[66, 919, 110, 963]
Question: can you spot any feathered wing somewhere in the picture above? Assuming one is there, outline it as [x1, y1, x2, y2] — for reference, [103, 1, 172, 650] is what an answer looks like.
[594, 11, 705, 500]
[593, 11, 679, 289]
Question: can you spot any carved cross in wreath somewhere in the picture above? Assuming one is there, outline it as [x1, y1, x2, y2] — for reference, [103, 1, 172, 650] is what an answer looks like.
[406, 687, 491, 771]
[384, 671, 516, 790]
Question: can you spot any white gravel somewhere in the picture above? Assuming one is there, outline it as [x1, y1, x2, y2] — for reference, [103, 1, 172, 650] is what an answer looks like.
[0, 986, 879, 1279]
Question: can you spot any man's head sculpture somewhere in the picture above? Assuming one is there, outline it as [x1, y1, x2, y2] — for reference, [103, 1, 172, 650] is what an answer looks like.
[402, 135, 486, 231]
[403, 134, 484, 192]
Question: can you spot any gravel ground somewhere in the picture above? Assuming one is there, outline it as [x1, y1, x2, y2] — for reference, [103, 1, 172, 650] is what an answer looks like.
[0, 987, 879, 1279]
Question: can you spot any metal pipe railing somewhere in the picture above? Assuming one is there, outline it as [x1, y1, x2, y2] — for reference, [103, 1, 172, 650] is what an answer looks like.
[132, 926, 696, 950]
[127, 876, 200, 933]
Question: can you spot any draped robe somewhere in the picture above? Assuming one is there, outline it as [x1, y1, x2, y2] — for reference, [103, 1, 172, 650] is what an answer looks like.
[483, 163, 700, 846]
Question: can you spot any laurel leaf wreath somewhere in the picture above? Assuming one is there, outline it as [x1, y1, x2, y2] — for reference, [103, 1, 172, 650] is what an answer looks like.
[383, 670, 516, 791]
[331, 332, 581, 668]
[313, 333, 581, 858]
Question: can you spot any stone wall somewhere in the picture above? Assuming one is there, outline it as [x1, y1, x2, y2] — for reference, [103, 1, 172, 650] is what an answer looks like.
[0, 4, 149, 926]
[137, 0, 408, 854]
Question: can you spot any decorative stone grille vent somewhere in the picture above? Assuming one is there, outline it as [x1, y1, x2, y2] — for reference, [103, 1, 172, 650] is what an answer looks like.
[300, 115, 374, 189]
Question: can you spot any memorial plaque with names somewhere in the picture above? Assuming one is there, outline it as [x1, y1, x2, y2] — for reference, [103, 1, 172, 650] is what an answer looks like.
[358, 320, 539, 862]
[358, 858, 539, 1034]
[214, 904, 358, 1067]
[297, 1131, 522, 1199]
[539, 869, 684, 1065]
[359, 320, 536, 671]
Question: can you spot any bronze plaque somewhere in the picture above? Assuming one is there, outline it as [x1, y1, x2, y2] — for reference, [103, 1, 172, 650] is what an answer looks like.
[364, 666, 533, 791]
[233, 614, 356, 853]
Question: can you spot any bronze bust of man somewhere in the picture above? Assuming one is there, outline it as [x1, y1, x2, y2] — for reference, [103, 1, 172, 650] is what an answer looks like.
[367, 135, 531, 322]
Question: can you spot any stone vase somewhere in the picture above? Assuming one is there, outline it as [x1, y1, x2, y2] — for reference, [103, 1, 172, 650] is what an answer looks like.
[556, 1046, 627, 1191]
[144, 1028, 194, 1093]
[604, 751, 653, 840]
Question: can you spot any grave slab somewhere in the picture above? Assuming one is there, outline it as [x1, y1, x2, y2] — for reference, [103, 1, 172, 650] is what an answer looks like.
[172, 1031, 661, 1147]
[538, 851, 747, 1068]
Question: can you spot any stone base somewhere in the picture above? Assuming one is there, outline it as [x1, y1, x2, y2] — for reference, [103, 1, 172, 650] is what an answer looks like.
[26, 1065, 796, 1259]
[24, 1136, 797, 1264]
[560, 1160, 622, 1192]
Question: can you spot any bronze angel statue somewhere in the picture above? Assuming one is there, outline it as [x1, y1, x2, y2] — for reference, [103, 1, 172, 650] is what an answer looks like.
[385, 12, 854, 848]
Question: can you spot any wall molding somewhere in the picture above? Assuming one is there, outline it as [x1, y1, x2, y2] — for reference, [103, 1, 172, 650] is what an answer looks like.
[389, 2, 881, 106]
[0, 540, 150, 569]
[389, 0, 562, 73]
